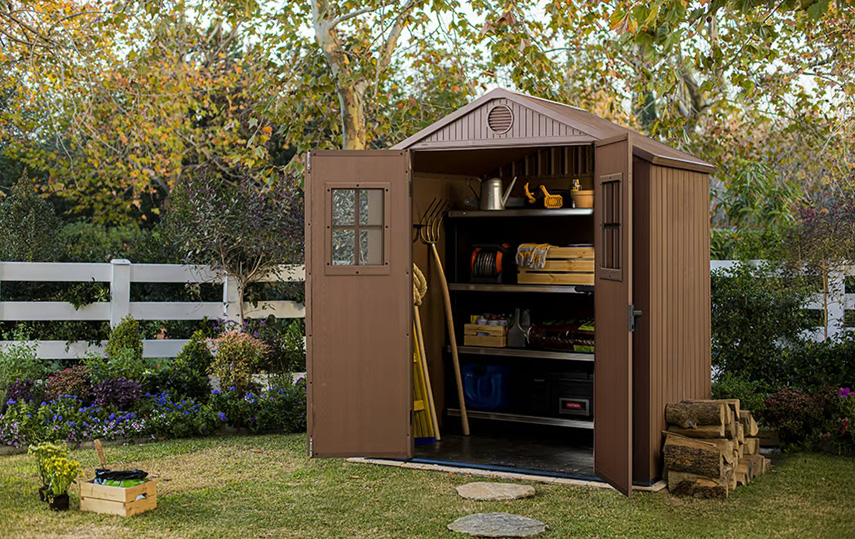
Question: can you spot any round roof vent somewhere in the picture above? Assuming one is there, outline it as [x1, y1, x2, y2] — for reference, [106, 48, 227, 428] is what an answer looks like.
[487, 104, 514, 134]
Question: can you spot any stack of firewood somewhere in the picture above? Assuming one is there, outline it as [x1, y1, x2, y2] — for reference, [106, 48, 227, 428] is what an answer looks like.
[663, 399, 771, 498]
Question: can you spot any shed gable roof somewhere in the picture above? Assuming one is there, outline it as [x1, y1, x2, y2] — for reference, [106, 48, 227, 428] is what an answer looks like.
[391, 88, 715, 174]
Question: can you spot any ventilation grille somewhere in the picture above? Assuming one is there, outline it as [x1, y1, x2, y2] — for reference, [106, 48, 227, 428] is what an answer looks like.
[487, 105, 514, 134]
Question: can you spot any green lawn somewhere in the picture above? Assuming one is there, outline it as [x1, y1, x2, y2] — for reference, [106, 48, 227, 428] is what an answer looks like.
[1, 434, 853, 538]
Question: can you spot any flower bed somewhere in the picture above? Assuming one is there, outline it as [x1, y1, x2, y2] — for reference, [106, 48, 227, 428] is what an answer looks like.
[0, 319, 306, 450]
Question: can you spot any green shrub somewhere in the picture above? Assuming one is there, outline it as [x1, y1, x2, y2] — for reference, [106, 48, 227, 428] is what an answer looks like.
[81, 349, 155, 384]
[145, 360, 211, 402]
[105, 316, 143, 363]
[44, 366, 92, 403]
[711, 261, 813, 386]
[210, 377, 306, 433]
[208, 330, 271, 392]
[758, 386, 851, 452]
[139, 393, 220, 439]
[0, 335, 47, 397]
[0, 173, 61, 262]
[711, 372, 768, 413]
[175, 331, 213, 373]
[778, 335, 855, 392]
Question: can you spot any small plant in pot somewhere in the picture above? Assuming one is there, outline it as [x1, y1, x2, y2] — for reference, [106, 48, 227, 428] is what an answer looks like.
[28, 442, 69, 502]
[43, 455, 81, 511]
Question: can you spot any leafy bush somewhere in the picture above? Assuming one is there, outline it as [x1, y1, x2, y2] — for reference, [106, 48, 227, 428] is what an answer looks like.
[208, 330, 271, 392]
[712, 261, 813, 386]
[758, 386, 849, 451]
[2, 396, 148, 445]
[140, 393, 219, 439]
[210, 377, 306, 433]
[175, 331, 213, 373]
[5, 378, 45, 404]
[105, 316, 143, 363]
[0, 173, 61, 262]
[0, 337, 47, 397]
[711, 372, 767, 413]
[144, 357, 211, 402]
[92, 378, 143, 409]
[778, 335, 855, 392]
[59, 222, 180, 264]
[44, 366, 92, 403]
[82, 349, 155, 384]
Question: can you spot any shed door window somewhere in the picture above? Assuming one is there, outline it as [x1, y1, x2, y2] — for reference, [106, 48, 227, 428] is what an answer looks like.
[329, 187, 387, 268]
[600, 174, 622, 281]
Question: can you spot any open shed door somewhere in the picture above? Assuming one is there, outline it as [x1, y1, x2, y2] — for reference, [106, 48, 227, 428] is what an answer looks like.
[305, 150, 413, 458]
[593, 134, 634, 496]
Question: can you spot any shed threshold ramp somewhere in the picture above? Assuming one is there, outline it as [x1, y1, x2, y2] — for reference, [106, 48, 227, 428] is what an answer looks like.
[346, 458, 666, 492]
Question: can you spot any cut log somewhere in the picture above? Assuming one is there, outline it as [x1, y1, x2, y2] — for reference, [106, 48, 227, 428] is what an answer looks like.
[668, 471, 729, 499]
[707, 439, 735, 465]
[668, 424, 726, 439]
[737, 458, 753, 483]
[747, 454, 765, 478]
[735, 469, 748, 487]
[739, 410, 760, 437]
[663, 433, 724, 477]
[666, 401, 727, 428]
[725, 420, 738, 440]
[764, 458, 772, 472]
[744, 438, 759, 455]
[737, 442, 744, 458]
[737, 422, 745, 444]
[728, 465, 737, 490]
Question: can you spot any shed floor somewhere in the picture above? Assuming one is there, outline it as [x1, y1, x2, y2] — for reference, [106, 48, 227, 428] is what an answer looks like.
[412, 421, 595, 479]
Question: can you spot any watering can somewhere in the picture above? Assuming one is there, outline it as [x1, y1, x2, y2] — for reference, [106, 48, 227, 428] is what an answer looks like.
[469, 176, 517, 211]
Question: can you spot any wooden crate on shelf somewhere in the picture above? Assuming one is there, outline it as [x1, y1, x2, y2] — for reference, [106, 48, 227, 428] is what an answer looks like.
[79, 479, 157, 517]
[463, 324, 507, 348]
[517, 246, 595, 286]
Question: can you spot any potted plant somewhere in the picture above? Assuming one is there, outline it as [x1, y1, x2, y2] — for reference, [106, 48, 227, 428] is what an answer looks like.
[28, 442, 69, 502]
[43, 455, 81, 511]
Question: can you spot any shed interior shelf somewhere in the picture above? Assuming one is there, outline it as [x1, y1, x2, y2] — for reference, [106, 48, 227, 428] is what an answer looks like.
[447, 208, 593, 219]
[447, 408, 595, 429]
[447, 283, 594, 294]
[454, 345, 594, 362]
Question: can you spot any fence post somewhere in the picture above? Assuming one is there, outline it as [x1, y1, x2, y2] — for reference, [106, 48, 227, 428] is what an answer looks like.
[827, 268, 846, 339]
[110, 259, 131, 327]
[222, 275, 241, 323]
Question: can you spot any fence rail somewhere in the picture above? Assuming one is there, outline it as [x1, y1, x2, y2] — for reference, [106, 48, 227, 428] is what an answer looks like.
[712, 259, 854, 340]
[0, 260, 305, 359]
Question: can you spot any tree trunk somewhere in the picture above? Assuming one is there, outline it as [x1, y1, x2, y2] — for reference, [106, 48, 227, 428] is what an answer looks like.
[338, 84, 367, 150]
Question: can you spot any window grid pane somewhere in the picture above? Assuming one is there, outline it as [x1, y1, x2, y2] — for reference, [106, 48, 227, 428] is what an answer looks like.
[602, 180, 621, 271]
[331, 188, 385, 267]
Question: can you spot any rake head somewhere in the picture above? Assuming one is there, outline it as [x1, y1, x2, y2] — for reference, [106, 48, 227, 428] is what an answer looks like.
[418, 197, 451, 245]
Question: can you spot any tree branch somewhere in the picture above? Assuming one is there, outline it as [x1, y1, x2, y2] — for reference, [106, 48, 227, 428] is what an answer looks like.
[330, 6, 374, 29]
[373, 0, 417, 95]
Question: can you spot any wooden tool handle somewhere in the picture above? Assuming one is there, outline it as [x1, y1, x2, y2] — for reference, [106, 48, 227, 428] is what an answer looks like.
[414, 306, 440, 441]
[430, 244, 470, 436]
[94, 439, 106, 469]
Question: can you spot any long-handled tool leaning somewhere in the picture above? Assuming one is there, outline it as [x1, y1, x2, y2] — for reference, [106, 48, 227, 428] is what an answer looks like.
[413, 263, 440, 441]
[419, 198, 470, 436]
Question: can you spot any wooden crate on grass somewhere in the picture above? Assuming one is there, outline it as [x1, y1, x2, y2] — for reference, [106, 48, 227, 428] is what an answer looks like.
[463, 324, 507, 348]
[517, 246, 595, 285]
[79, 479, 157, 516]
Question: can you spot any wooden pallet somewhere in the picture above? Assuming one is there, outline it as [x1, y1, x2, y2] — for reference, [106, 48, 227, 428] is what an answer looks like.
[517, 246, 595, 285]
[79, 479, 157, 516]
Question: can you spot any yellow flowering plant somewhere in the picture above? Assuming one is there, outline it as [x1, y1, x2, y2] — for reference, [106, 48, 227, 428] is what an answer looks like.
[27, 442, 69, 489]
[43, 456, 82, 496]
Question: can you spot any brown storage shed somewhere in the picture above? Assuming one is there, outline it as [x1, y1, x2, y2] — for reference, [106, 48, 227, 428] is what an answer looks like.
[304, 89, 714, 495]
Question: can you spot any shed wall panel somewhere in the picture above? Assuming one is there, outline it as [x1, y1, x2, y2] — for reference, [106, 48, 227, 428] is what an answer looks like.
[639, 164, 711, 480]
[418, 98, 586, 148]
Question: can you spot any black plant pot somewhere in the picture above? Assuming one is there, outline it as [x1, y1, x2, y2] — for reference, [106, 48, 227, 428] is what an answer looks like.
[38, 485, 50, 502]
[48, 493, 69, 511]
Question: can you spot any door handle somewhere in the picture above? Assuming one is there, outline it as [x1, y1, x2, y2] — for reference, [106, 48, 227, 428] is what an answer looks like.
[628, 304, 642, 333]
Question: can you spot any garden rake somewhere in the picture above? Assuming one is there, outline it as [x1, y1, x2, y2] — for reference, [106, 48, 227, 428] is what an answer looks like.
[419, 198, 470, 436]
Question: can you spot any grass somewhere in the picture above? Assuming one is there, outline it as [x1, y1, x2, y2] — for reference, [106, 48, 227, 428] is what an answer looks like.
[1, 434, 853, 538]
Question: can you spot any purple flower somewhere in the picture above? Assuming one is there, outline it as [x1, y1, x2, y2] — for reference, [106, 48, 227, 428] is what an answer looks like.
[5, 399, 15, 405]
[218, 412, 226, 421]
[212, 389, 219, 395]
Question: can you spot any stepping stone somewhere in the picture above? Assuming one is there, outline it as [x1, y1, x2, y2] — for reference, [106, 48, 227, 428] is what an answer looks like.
[456, 482, 536, 501]
[448, 512, 547, 537]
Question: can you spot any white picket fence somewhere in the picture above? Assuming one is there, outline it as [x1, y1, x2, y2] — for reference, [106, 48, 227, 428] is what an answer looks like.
[0, 260, 305, 359]
[712, 260, 854, 340]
